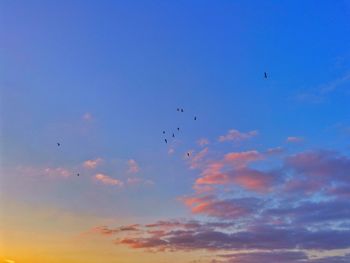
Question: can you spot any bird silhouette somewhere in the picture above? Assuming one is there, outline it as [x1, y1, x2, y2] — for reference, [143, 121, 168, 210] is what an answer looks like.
[172, 133, 175, 138]
[77, 173, 80, 176]
[264, 72, 268, 79]
[163, 131, 165, 134]
[194, 116, 197, 120]
[165, 139, 168, 144]
[187, 152, 190, 157]
[177, 127, 180, 131]
[181, 108, 184, 112]
[57, 142, 60, 146]
[177, 108, 180, 111]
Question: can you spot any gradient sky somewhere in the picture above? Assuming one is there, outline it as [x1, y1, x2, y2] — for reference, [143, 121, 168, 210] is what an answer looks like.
[1, 1, 350, 262]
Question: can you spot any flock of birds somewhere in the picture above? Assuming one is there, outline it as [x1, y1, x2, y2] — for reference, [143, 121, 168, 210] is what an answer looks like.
[162, 107, 198, 157]
[56, 72, 269, 176]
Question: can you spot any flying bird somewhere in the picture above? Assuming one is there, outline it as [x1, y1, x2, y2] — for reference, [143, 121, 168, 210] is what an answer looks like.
[194, 116, 197, 120]
[177, 127, 180, 131]
[165, 139, 168, 144]
[77, 173, 80, 176]
[57, 142, 60, 146]
[172, 133, 175, 138]
[177, 108, 180, 111]
[187, 152, 190, 157]
[264, 72, 268, 79]
[181, 108, 184, 112]
[163, 131, 165, 134]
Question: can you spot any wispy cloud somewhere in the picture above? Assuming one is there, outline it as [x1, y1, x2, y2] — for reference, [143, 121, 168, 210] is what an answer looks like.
[218, 129, 258, 142]
[17, 166, 72, 178]
[286, 136, 304, 143]
[127, 159, 139, 174]
[82, 112, 94, 121]
[297, 72, 350, 103]
[197, 138, 210, 147]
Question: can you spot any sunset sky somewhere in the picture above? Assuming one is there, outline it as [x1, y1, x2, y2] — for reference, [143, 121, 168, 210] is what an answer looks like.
[1, 1, 350, 262]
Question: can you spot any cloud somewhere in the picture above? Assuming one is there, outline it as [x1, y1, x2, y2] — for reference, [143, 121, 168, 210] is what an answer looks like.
[89, 147, 350, 259]
[4, 260, 16, 263]
[218, 251, 307, 263]
[190, 148, 209, 169]
[105, 220, 350, 251]
[83, 158, 103, 169]
[266, 146, 284, 155]
[95, 173, 123, 186]
[17, 166, 72, 177]
[218, 129, 258, 142]
[196, 166, 276, 192]
[127, 159, 140, 174]
[286, 136, 304, 143]
[224, 150, 263, 167]
[82, 112, 93, 121]
[91, 224, 140, 236]
[297, 72, 350, 103]
[127, 177, 154, 186]
[197, 138, 210, 147]
[182, 195, 260, 219]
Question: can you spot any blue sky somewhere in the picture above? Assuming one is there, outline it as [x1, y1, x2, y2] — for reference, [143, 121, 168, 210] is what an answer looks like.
[1, 1, 350, 263]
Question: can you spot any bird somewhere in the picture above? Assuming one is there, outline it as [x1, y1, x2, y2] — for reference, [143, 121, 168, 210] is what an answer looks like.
[194, 116, 197, 120]
[187, 152, 190, 157]
[264, 72, 268, 79]
[177, 127, 180, 131]
[172, 133, 175, 138]
[181, 108, 184, 112]
[177, 108, 180, 111]
[57, 142, 60, 146]
[165, 139, 168, 144]
[163, 131, 165, 134]
[77, 173, 80, 176]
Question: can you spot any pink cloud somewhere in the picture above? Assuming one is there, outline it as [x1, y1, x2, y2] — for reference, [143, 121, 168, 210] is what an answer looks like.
[83, 158, 103, 169]
[182, 195, 258, 219]
[218, 129, 258, 142]
[95, 173, 123, 186]
[286, 136, 304, 143]
[196, 166, 275, 192]
[82, 112, 93, 121]
[127, 159, 140, 174]
[197, 138, 210, 147]
[190, 147, 209, 169]
[224, 150, 263, 167]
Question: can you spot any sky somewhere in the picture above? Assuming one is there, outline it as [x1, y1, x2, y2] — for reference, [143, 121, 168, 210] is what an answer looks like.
[1, 1, 350, 262]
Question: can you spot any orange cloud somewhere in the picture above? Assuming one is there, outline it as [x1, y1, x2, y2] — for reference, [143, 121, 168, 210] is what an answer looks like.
[95, 173, 123, 186]
[127, 159, 139, 174]
[218, 129, 258, 142]
[83, 158, 103, 169]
